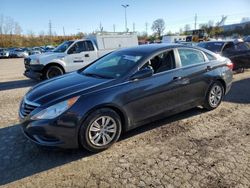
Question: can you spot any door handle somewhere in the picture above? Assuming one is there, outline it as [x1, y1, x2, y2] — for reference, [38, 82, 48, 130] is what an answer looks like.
[173, 76, 190, 85]
[85, 54, 89, 57]
[173, 76, 182, 81]
[206, 66, 212, 71]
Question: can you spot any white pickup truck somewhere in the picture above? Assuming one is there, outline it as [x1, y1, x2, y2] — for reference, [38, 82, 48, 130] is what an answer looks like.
[24, 33, 138, 80]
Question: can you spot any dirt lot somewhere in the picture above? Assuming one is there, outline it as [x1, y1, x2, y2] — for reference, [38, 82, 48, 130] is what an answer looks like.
[0, 58, 249, 188]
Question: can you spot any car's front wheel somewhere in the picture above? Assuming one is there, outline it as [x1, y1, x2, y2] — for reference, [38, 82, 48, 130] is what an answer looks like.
[203, 81, 224, 110]
[79, 108, 122, 152]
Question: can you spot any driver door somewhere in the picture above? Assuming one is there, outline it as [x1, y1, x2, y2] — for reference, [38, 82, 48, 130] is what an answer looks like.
[64, 41, 97, 72]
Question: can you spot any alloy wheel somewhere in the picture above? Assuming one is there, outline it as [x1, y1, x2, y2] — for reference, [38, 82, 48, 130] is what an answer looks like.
[88, 116, 117, 147]
[209, 85, 223, 107]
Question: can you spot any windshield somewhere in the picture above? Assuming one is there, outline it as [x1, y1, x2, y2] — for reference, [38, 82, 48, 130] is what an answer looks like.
[52, 41, 74, 53]
[198, 42, 224, 53]
[81, 51, 143, 79]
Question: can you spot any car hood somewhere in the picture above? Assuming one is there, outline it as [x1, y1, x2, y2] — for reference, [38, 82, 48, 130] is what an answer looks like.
[26, 72, 112, 106]
[29, 52, 65, 62]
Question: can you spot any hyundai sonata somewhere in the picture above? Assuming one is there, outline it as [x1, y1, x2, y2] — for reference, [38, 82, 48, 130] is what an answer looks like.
[19, 44, 233, 152]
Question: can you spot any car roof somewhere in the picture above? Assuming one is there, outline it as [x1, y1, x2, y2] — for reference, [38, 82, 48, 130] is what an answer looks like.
[116, 43, 190, 54]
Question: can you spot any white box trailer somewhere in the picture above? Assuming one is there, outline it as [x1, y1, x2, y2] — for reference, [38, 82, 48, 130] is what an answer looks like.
[24, 33, 139, 80]
[162, 35, 187, 43]
[87, 33, 138, 50]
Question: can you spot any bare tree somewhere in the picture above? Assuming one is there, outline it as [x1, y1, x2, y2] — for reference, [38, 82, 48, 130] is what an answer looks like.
[184, 24, 191, 32]
[151, 18, 165, 38]
[14, 22, 22, 35]
[0, 15, 4, 34]
[241, 17, 250, 23]
[3, 16, 15, 34]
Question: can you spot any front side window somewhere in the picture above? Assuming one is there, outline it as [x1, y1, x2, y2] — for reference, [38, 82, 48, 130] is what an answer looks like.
[82, 51, 143, 79]
[178, 49, 205, 67]
[141, 50, 176, 74]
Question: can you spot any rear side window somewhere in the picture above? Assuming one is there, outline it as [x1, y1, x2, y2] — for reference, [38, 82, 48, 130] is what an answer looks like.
[85, 41, 95, 51]
[178, 49, 205, 67]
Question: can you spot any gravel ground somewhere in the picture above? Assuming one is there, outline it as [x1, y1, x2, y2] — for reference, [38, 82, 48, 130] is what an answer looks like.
[0, 58, 249, 188]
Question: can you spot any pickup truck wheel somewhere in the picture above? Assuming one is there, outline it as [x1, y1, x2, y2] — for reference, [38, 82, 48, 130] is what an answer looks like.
[44, 66, 64, 79]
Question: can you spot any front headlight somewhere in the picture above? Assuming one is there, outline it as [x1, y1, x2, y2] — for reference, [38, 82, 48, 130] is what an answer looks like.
[31, 96, 79, 120]
[30, 59, 40, 64]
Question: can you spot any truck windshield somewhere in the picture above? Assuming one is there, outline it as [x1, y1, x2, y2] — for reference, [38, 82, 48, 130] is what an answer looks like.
[53, 41, 74, 53]
[81, 51, 143, 79]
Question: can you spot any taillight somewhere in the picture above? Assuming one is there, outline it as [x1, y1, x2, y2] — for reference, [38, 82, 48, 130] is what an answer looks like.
[226, 61, 234, 70]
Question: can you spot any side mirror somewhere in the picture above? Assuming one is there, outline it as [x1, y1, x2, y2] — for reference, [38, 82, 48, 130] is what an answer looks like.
[130, 67, 153, 80]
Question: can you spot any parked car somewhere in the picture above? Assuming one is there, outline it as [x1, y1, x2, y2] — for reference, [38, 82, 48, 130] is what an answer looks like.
[0, 48, 10, 58]
[23, 33, 138, 80]
[19, 44, 233, 152]
[197, 40, 250, 72]
[9, 48, 29, 58]
[43, 46, 55, 52]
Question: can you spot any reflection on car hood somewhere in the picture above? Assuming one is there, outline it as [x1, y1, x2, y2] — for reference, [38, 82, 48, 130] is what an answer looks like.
[28, 52, 65, 62]
[26, 72, 112, 106]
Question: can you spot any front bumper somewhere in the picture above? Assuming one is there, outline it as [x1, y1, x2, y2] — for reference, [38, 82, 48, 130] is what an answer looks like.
[24, 59, 44, 80]
[20, 118, 79, 149]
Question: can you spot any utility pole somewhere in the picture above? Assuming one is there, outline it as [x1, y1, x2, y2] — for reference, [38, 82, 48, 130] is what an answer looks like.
[122, 4, 129, 32]
[48, 20, 52, 36]
[113, 24, 116, 32]
[99, 22, 103, 33]
[145, 22, 148, 36]
[194, 14, 197, 30]
[133, 22, 135, 32]
[63, 26, 65, 36]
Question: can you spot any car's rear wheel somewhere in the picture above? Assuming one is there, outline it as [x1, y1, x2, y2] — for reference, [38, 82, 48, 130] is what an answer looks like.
[79, 108, 122, 152]
[44, 65, 64, 79]
[203, 81, 224, 110]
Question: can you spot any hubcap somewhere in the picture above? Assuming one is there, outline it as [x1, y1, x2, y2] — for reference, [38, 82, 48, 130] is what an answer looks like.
[209, 85, 222, 107]
[88, 116, 117, 147]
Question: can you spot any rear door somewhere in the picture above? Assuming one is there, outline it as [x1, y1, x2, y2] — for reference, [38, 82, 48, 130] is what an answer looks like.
[176, 48, 210, 105]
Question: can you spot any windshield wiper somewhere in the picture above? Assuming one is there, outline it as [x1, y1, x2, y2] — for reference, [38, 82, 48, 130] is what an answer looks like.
[83, 73, 114, 79]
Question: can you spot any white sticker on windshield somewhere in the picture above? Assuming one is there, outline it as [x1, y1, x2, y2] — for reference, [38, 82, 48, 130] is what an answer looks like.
[123, 55, 141, 62]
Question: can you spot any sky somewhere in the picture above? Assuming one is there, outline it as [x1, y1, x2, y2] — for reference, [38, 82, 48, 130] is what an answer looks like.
[1, 0, 250, 36]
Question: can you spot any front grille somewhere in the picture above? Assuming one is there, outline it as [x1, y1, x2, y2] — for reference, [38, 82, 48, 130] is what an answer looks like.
[20, 98, 40, 118]
[24, 58, 31, 65]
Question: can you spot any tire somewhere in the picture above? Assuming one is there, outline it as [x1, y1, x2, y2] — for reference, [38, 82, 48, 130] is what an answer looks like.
[203, 81, 224, 110]
[79, 108, 122, 152]
[44, 65, 64, 79]
[235, 67, 245, 74]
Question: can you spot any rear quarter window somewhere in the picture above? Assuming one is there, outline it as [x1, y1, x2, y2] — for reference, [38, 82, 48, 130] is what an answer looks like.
[204, 52, 217, 61]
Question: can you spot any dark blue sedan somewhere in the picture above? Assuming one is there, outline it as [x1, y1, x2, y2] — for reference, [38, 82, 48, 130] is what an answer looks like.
[19, 44, 233, 152]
